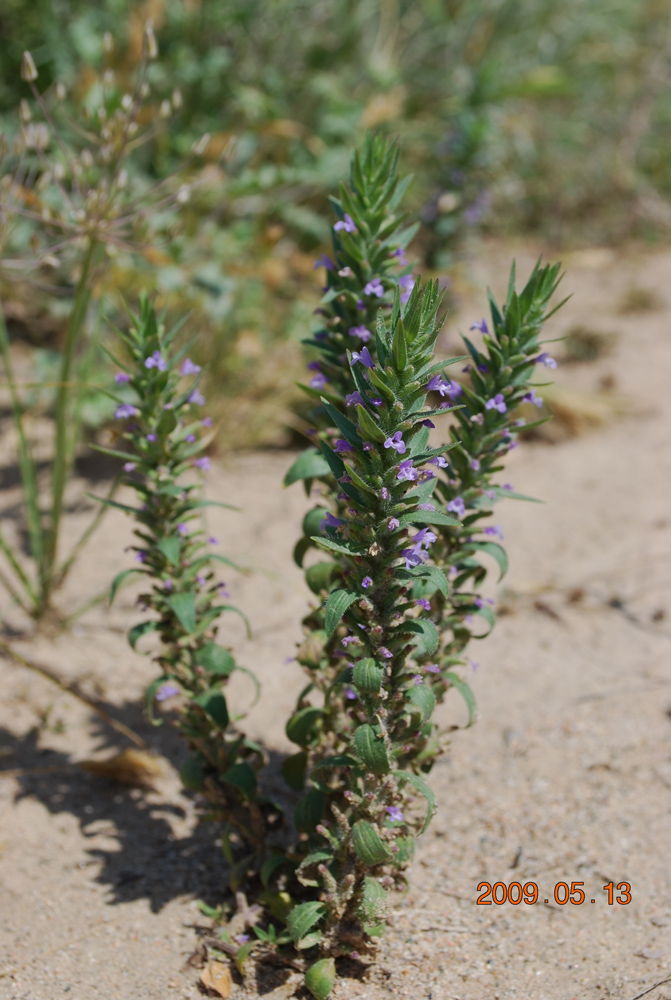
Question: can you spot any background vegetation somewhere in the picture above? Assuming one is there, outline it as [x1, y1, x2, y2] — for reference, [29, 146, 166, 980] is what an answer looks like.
[2, 0, 670, 447]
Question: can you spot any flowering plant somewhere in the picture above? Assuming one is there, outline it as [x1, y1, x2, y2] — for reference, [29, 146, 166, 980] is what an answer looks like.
[96, 294, 279, 878]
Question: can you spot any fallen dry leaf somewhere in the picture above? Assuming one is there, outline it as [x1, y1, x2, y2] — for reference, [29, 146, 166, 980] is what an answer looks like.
[201, 960, 232, 998]
[79, 749, 163, 788]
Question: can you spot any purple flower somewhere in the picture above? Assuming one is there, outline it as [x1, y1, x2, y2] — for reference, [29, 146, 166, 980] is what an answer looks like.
[146, 432, 157, 442]
[310, 372, 328, 389]
[535, 352, 557, 369]
[371, 397, 383, 406]
[483, 524, 504, 539]
[391, 247, 408, 264]
[196, 574, 207, 585]
[424, 663, 440, 674]
[189, 389, 205, 406]
[144, 351, 167, 371]
[123, 462, 136, 472]
[202, 417, 213, 427]
[483, 488, 496, 501]
[349, 325, 371, 342]
[115, 403, 139, 419]
[399, 274, 415, 304]
[362, 441, 373, 451]
[384, 431, 406, 454]
[485, 393, 507, 413]
[320, 511, 344, 530]
[164, 579, 173, 590]
[134, 551, 146, 563]
[341, 635, 361, 647]
[334, 213, 356, 233]
[523, 390, 543, 408]
[413, 527, 437, 547]
[352, 346, 374, 369]
[470, 458, 481, 471]
[185, 434, 196, 443]
[503, 483, 514, 491]
[345, 686, 357, 700]
[338, 473, 352, 484]
[177, 522, 189, 536]
[155, 683, 180, 702]
[401, 547, 427, 570]
[469, 658, 479, 672]
[114, 372, 130, 384]
[218, 582, 230, 597]
[386, 806, 404, 822]
[413, 674, 424, 685]
[234, 934, 250, 945]
[471, 413, 484, 426]
[447, 496, 466, 518]
[388, 517, 400, 531]
[357, 298, 365, 311]
[379, 647, 393, 659]
[470, 319, 489, 334]
[428, 455, 449, 469]
[194, 456, 210, 471]
[181, 358, 201, 376]
[421, 419, 436, 428]
[378, 488, 390, 502]
[364, 278, 384, 298]
[208, 536, 218, 545]
[362, 576, 373, 589]
[334, 438, 352, 453]
[418, 503, 435, 511]
[345, 391, 364, 407]
[416, 598, 431, 610]
[314, 253, 335, 271]
[397, 459, 419, 482]
[427, 375, 451, 396]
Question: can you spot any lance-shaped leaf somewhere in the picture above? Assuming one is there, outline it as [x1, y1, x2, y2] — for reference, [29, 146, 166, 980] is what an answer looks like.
[342, 460, 376, 495]
[222, 761, 257, 797]
[167, 591, 197, 633]
[324, 588, 360, 637]
[351, 820, 391, 865]
[407, 683, 436, 723]
[286, 901, 328, 946]
[109, 567, 146, 605]
[294, 788, 325, 833]
[397, 510, 461, 530]
[286, 706, 324, 746]
[391, 317, 407, 370]
[194, 642, 236, 676]
[157, 536, 181, 565]
[396, 771, 436, 833]
[354, 723, 390, 774]
[312, 535, 365, 557]
[402, 617, 439, 655]
[129, 619, 161, 651]
[320, 397, 362, 448]
[353, 658, 384, 693]
[193, 688, 229, 728]
[403, 565, 450, 599]
[284, 448, 331, 487]
[355, 403, 386, 443]
[467, 540, 508, 581]
[444, 671, 477, 726]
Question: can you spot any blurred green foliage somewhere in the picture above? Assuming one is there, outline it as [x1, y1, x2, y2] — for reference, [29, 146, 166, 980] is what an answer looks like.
[2, 0, 671, 446]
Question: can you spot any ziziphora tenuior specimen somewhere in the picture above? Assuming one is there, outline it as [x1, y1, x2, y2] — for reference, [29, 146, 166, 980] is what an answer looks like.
[97, 295, 280, 876]
[280, 280, 463, 993]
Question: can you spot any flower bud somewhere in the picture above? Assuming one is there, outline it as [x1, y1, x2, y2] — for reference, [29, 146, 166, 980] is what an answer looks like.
[21, 51, 38, 83]
[19, 99, 31, 123]
[159, 100, 171, 119]
[191, 133, 211, 157]
[171, 89, 183, 110]
[54, 81, 66, 101]
[143, 20, 158, 60]
[102, 32, 114, 55]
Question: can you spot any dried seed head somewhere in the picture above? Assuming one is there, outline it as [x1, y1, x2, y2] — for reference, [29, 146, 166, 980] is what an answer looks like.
[19, 99, 31, 124]
[54, 81, 66, 101]
[159, 99, 171, 119]
[80, 148, 93, 169]
[103, 69, 115, 87]
[139, 81, 150, 99]
[171, 89, 183, 110]
[102, 32, 114, 55]
[121, 93, 133, 112]
[143, 20, 158, 60]
[176, 184, 190, 204]
[20, 51, 38, 83]
[191, 133, 210, 156]
[117, 168, 128, 190]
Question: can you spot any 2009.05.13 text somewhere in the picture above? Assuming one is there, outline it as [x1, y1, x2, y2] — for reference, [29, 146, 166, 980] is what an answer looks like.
[476, 881, 631, 905]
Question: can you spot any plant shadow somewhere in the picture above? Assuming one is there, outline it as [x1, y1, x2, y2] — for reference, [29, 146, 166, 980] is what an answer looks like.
[0, 694, 294, 914]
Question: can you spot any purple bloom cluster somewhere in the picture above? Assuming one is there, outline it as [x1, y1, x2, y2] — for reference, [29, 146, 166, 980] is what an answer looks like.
[334, 213, 357, 233]
[145, 351, 167, 371]
[401, 526, 436, 570]
[349, 325, 371, 342]
[384, 431, 406, 455]
[485, 393, 507, 414]
[396, 459, 418, 482]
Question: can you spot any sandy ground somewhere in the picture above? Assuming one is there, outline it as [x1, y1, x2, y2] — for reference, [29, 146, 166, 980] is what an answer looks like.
[1, 240, 671, 1000]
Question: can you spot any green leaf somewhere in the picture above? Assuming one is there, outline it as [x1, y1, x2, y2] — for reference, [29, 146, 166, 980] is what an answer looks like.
[303, 507, 330, 537]
[157, 536, 181, 565]
[403, 618, 439, 655]
[294, 788, 325, 833]
[397, 510, 461, 530]
[320, 398, 362, 449]
[234, 940, 256, 975]
[357, 876, 388, 923]
[167, 592, 197, 633]
[351, 820, 391, 865]
[287, 901, 327, 946]
[284, 448, 331, 487]
[354, 724, 390, 774]
[468, 540, 508, 581]
[353, 658, 384, 694]
[193, 688, 229, 728]
[109, 567, 145, 605]
[129, 619, 161, 651]
[310, 754, 359, 773]
[222, 761, 257, 797]
[304, 958, 336, 1000]
[194, 642, 236, 676]
[405, 565, 450, 599]
[282, 751, 307, 791]
[396, 771, 436, 833]
[180, 753, 206, 791]
[444, 672, 477, 727]
[144, 674, 173, 725]
[395, 835, 415, 864]
[87, 493, 140, 515]
[305, 561, 335, 595]
[355, 404, 386, 443]
[407, 683, 436, 723]
[342, 460, 376, 495]
[312, 536, 365, 557]
[391, 317, 407, 370]
[286, 706, 323, 746]
[324, 588, 360, 637]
